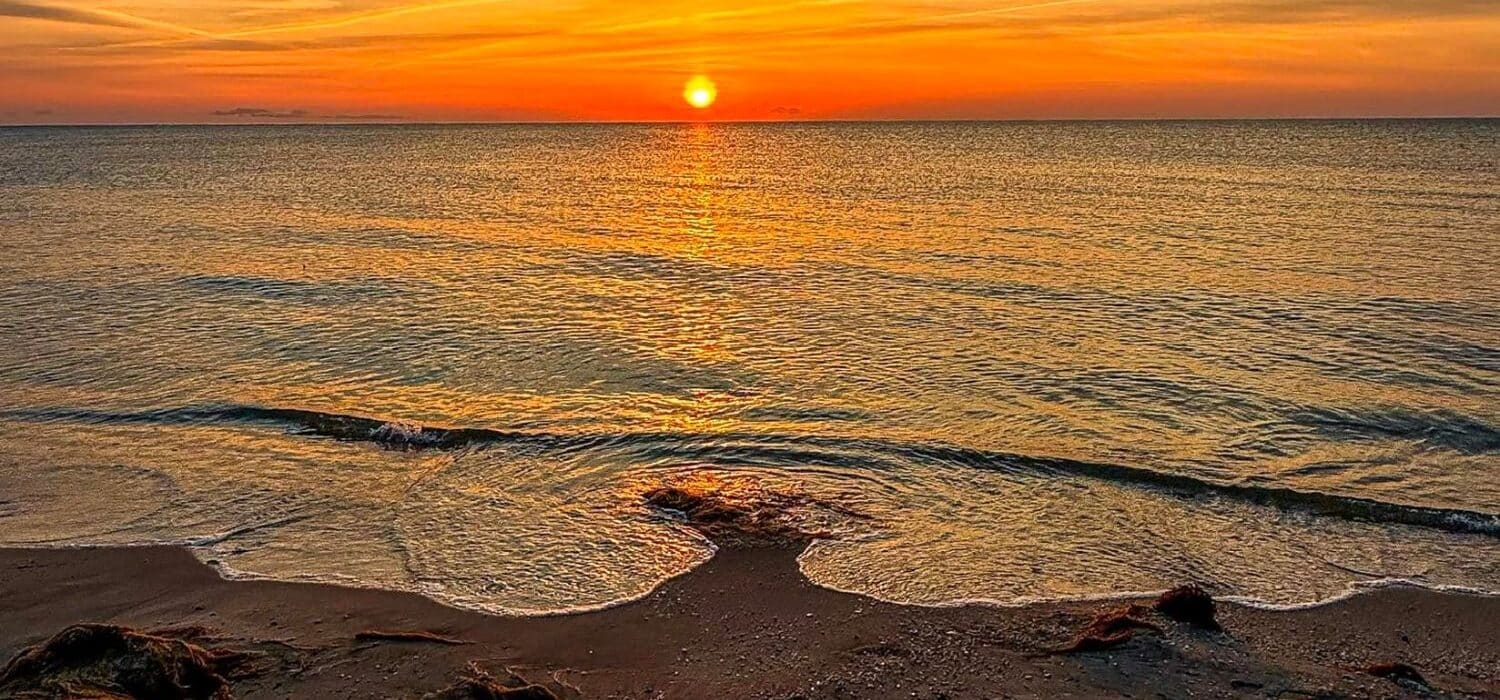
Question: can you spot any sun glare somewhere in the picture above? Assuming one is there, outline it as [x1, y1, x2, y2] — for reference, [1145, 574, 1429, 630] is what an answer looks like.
[683, 75, 717, 109]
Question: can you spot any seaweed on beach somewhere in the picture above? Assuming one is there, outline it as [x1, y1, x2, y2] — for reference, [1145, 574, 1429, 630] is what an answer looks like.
[0, 624, 252, 700]
[1054, 605, 1162, 654]
[424, 663, 561, 700]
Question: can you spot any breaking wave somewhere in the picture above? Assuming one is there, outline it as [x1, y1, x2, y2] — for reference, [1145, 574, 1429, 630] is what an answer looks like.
[8, 403, 1498, 537]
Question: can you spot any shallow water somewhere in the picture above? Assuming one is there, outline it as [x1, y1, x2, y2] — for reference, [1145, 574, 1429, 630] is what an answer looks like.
[1, 120, 1497, 613]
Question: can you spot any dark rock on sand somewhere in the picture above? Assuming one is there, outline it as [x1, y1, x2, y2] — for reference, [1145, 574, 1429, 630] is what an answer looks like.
[1055, 604, 1162, 654]
[643, 485, 815, 544]
[1365, 662, 1430, 689]
[1154, 584, 1221, 631]
[0, 623, 249, 700]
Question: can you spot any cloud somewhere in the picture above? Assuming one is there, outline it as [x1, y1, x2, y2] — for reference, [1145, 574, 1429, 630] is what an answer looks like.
[212, 107, 309, 118]
[1200, 0, 1497, 23]
[228, 0, 342, 20]
[195, 0, 519, 40]
[3, 0, 493, 39]
[0, 0, 213, 35]
[967, 0, 1496, 29]
[0, 0, 136, 28]
[73, 29, 548, 56]
[817, 0, 1500, 44]
[210, 107, 406, 121]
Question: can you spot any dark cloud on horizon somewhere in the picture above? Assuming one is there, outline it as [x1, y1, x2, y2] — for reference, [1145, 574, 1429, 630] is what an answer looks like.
[213, 107, 309, 118]
[212, 107, 405, 121]
[1, 108, 56, 120]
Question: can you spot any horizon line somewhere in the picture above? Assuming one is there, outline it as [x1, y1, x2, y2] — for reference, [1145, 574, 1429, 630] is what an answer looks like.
[1, 115, 1496, 128]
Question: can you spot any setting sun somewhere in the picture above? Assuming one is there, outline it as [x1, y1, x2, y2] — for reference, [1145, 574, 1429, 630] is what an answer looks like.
[683, 76, 717, 110]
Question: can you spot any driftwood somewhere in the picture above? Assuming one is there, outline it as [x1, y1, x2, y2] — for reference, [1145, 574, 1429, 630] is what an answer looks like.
[354, 630, 472, 645]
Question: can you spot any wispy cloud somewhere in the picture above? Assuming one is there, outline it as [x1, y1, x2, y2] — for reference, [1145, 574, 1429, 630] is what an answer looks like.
[211, 106, 406, 120]
[402, 0, 1106, 69]
[219, 0, 516, 38]
[65, 29, 547, 55]
[412, 0, 1500, 72]
[1, 0, 134, 28]
[88, 0, 525, 51]
[0, 0, 215, 36]
[399, 0, 853, 67]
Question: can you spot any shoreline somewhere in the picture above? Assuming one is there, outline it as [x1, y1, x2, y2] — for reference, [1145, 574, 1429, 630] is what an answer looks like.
[17, 535, 1500, 618]
[3, 545, 1497, 698]
[795, 544, 1500, 615]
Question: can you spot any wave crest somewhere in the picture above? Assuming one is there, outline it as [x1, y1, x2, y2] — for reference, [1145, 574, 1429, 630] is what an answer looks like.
[7, 403, 1498, 537]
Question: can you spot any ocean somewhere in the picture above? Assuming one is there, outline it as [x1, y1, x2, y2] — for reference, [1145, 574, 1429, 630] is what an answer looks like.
[0, 120, 1496, 614]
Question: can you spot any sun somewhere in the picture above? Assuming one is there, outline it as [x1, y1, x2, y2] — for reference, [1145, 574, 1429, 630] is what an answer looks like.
[683, 75, 717, 109]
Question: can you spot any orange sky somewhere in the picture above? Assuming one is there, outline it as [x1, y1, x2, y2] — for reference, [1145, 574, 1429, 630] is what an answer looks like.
[2, 0, 1497, 123]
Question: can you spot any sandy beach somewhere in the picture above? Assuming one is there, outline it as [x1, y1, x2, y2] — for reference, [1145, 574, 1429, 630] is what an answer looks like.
[2, 540, 1496, 699]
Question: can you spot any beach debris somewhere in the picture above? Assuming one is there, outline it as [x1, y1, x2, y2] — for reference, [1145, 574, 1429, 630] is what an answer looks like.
[1054, 605, 1162, 654]
[425, 663, 561, 699]
[354, 630, 472, 645]
[1363, 662, 1430, 689]
[1154, 584, 1221, 631]
[0, 623, 251, 700]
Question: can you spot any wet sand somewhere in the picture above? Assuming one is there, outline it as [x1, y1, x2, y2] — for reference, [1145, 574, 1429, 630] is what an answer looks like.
[1, 544, 1497, 698]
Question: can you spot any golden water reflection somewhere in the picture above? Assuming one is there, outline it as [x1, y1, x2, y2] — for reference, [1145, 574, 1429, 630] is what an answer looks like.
[0, 121, 1496, 612]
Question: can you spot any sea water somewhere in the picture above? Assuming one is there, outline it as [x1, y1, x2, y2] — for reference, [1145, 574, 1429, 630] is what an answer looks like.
[0, 120, 1496, 614]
